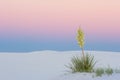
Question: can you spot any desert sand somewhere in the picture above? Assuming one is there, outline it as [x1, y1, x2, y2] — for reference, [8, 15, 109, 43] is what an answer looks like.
[0, 51, 120, 80]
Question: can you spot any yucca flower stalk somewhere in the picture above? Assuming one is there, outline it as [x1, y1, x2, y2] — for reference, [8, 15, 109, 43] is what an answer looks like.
[76, 27, 85, 59]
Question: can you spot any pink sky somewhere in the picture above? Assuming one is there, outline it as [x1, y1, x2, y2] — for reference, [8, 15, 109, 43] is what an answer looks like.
[0, 0, 120, 40]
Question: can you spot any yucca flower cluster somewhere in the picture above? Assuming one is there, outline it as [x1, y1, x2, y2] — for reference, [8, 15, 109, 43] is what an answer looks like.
[76, 27, 85, 58]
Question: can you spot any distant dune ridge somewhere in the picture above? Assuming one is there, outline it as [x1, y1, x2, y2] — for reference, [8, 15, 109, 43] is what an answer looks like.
[0, 51, 120, 80]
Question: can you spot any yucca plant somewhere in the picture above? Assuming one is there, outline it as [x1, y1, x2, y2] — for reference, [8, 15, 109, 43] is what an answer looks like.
[66, 27, 96, 73]
[67, 53, 96, 73]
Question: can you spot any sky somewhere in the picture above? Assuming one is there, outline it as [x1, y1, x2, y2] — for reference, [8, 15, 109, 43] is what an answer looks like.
[0, 0, 120, 52]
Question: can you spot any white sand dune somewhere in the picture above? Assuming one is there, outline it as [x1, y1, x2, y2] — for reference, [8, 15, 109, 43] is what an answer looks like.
[0, 51, 120, 80]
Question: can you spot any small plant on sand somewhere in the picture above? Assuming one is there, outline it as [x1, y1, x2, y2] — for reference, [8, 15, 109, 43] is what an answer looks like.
[115, 68, 120, 73]
[95, 66, 114, 77]
[105, 66, 113, 76]
[66, 27, 96, 73]
[95, 68, 104, 77]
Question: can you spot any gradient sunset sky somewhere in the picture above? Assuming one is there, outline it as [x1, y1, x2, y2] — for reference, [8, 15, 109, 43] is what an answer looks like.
[0, 0, 120, 52]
